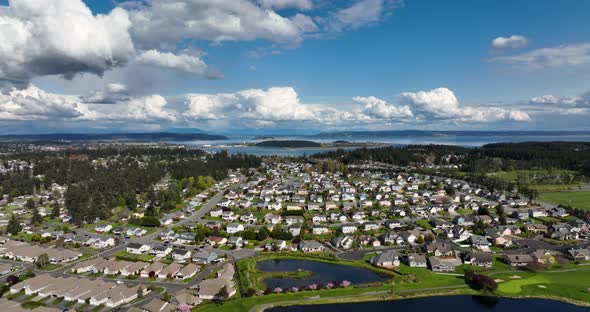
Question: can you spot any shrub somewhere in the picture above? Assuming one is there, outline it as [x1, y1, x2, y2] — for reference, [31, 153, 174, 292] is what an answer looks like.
[464, 270, 497, 292]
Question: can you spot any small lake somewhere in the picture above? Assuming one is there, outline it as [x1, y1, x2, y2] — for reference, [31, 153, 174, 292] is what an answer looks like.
[268, 295, 589, 311]
[257, 259, 389, 289]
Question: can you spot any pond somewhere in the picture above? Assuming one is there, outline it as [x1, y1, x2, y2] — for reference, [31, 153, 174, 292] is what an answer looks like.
[257, 259, 389, 289]
[268, 296, 589, 311]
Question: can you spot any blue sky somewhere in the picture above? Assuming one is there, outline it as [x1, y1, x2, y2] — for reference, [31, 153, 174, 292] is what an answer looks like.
[0, 0, 589, 134]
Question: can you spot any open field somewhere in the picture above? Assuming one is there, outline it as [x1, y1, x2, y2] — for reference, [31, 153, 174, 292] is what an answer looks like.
[487, 170, 584, 192]
[113, 250, 154, 262]
[539, 191, 590, 211]
[495, 270, 590, 304]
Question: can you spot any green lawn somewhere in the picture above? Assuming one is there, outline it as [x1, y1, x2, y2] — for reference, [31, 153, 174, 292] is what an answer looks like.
[415, 220, 433, 230]
[194, 285, 395, 312]
[113, 250, 154, 262]
[38, 263, 62, 271]
[539, 191, 590, 211]
[495, 270, 590, 304]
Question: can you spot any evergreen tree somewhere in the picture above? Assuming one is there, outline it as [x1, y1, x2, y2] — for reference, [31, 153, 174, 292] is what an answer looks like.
[51, 203, 60, 219]
[7, 214, 22, 235]
[257, 227, 270, 241]
[214, 286, 229, 305]
[30, 206, 43, 225]
[25, 198, 35, 210]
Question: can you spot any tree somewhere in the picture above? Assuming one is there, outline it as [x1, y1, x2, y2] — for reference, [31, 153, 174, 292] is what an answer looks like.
[241, 228, 257, 240]
[25, 198, 35, 209]
[30, 206, 43, 225]
[444, 185, 456, 196]
[7, 214, 22, 235]
[36, 253, 49, 268]
[145, 205, 158, 218]
[246, 288, 256, 297]
[472, 220, 488, 235]
[496, 205, 507, 225]
[194, 231, 205, 243]
[257, 227, 270, 241]
[416, 235, 425, 244]
[215, 286, 229, 304]
[141, 216, 161, 227]
[5, 275, 19, 285]
[478, 206, 490, 216]
[51, 203, 60, 219]
[464, 270, 497, 292]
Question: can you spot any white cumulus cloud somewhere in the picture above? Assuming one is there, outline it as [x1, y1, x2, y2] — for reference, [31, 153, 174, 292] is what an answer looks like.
[492, 35, 528, 50]
[128, 0, 305, 48]
[258, 0, 313, 10]
[0, 0, 134, 86]
[327, 0, 396, 32]
[0, 85, 87, 120]
[353, 96, 413, 119]
[491, 43, 590, 68]
[125, 95, 176, 122]
[136, 50, 208, 75]
[81, 83, 131, 104]
[400, 87, 530, 123]
[184, 87, 317, 122]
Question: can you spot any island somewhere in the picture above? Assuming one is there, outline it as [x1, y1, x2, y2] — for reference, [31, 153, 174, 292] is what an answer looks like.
[253, 140, 384, 149]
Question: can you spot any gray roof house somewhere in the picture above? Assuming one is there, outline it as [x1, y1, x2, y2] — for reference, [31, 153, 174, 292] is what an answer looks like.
[403, 253, 427, 268]
[371, 250, 400, 268]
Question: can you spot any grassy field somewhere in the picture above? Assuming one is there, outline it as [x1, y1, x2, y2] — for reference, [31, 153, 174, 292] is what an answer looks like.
[539, 191, 590, 211]
[113, 250, 154, 262]
[487, 170, 583, 192]
[495, 270, 590, 304]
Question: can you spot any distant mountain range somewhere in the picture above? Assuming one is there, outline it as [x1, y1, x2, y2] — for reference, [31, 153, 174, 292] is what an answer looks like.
[314, 130, 590, 138]
[0, 132, 229, 142]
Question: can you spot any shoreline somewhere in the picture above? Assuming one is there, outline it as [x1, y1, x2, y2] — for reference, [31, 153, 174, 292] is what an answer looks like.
[253, 289, 590, 311]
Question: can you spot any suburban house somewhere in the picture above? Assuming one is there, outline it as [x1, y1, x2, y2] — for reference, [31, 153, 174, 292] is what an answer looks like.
[126, 243, 151, 255]
[568, 248, 590, 261]
[312, 225, 329, 235]
[504, 254, 534, 266]
[176, 263, 200, 280]
[425, 242, 455, 257]
[226, 223, 245, 234]
[151, 246, 172, 258]
[206, 236, 227, 246]
[371, 250, 400, 269]
[403, 253, 427, 268]
[428, 256, 462, 272]
[158, 263, 183, 279]
[464, 252, 493, 268]
[141, 262, 166, 278]
[193, 251, 218, 264]
[171, 249, 192, 263]
[298, 241, 325, 253]
[331, 235, 355, 250]
[340, 224, 357, 234]
[94, 224, 112, 233]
